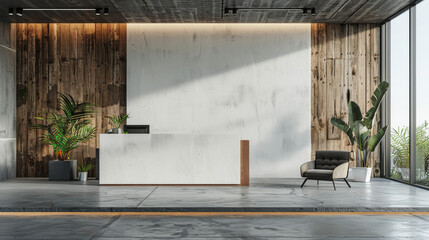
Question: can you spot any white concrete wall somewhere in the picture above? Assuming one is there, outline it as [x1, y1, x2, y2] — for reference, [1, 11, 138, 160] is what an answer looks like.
[0, 22, 16, 181]
[127, 24, 311, 178]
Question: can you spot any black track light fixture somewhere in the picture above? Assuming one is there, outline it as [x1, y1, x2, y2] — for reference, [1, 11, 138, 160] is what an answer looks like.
[8, 7, 110, 16]
[303, 8, 315, 16]
[224, 7, 237, 15]
[224, 7, 316, 17]
[16, 8, 23, 17]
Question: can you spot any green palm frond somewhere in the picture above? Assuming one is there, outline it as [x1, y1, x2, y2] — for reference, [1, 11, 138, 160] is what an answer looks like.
[78, 163, 93, 172]
[31, 93, 96, 161]
[59, 93, 76, 118]
[105, 113, 130, 128]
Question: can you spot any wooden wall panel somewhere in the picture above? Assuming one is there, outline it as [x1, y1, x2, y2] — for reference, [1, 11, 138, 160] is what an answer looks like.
[16, 23, 126, 177]
[311, 23, 381, 177]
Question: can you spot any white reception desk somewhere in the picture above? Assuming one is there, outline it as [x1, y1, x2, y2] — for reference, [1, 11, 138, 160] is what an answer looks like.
[99, 134, 249, 185]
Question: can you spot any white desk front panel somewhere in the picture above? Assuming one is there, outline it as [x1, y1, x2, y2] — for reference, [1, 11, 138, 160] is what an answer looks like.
[100, 134, 240, 185]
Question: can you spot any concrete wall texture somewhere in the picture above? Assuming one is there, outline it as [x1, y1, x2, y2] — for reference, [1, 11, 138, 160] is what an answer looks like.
[127, 24, 311, 178]
[0, 22, 16, 181]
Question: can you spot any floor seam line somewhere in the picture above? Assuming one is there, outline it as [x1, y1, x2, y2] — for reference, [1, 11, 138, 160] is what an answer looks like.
[89, 214, 121, 240]
[136, 186, 159, 208]
[410, 213, 429, 222]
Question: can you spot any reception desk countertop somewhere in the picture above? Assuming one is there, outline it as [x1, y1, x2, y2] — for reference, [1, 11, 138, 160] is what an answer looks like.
[99, 134, 243, 185]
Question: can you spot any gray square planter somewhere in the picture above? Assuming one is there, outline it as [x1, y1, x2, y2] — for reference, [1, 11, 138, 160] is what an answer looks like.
[49, 160, 77, 181]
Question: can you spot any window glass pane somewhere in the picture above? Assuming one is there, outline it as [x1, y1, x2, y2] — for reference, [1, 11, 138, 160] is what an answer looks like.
[416, 0, 429, 186]
[390, 10, 410, 181]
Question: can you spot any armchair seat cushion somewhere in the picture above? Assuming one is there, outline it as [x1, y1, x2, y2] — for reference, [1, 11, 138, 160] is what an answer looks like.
[303, 169, 334, 180]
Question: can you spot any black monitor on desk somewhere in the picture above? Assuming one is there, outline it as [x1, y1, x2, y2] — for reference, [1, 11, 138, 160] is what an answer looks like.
[123, 125, 150, 134]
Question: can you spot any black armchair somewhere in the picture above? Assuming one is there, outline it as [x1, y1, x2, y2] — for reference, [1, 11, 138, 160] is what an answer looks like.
[300, 150, 351, 190]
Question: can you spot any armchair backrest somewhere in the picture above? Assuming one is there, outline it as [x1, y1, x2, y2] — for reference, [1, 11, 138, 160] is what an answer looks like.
[315, 151, 350, 170]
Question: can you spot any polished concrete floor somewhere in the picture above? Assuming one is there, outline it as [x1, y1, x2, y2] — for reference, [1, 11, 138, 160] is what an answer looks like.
[0, 178, 428, 212]
[0, 214, 428, 239]
[1, 178, 428, 239]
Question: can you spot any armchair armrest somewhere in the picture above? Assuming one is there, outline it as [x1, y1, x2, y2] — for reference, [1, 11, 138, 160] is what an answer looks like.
[332, 162, 349, 179]
[300, 161, 315, 177]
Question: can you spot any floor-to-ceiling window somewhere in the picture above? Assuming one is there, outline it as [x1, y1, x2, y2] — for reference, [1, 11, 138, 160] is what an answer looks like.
[390, 10, 410, 181]
[416, 0, 429, 186]
[385, 0, 429, 187]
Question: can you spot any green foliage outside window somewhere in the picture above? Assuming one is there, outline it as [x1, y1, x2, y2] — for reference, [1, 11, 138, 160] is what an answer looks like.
[391, 121, 429, 183]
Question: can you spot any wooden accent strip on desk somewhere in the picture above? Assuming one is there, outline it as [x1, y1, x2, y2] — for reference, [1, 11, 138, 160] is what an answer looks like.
[240, 140, 250, 186]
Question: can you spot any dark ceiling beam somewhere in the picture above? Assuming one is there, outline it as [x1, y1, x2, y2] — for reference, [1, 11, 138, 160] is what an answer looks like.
[107, 0, 126, 22]
[327, 0, 349, 20]
[343, 0, 370, 23]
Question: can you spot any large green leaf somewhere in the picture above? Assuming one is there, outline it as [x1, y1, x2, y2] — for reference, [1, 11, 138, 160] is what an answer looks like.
[353, 120, 369, 151]
[368, 126, 388, 151]
[330, 118, 354, 145]
[348, 101, 362, 129]
[363, 82, 389, 129]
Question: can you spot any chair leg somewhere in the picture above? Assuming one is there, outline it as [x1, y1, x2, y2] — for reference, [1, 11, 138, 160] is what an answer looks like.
[344, 178, 351, 188]
[300, 178, 308, 188]
[317, 180, 319, 186]
[332, 180, 336, 190]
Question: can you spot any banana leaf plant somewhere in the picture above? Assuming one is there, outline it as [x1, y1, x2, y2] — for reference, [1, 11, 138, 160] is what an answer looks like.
[31, 93, 96, 161]
[331, 82, 389, 167]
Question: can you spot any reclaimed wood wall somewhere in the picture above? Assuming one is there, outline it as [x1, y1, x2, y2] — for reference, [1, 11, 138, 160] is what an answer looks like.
[311, 23, 381, 176]
[16, 23, 126, 177]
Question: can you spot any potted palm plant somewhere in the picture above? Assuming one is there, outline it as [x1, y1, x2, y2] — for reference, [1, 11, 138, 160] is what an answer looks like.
[331, 81, 389, 182]
[105, 113, 130, 134]
[78, 163, 93, 182]
[32, 93, 96, 181]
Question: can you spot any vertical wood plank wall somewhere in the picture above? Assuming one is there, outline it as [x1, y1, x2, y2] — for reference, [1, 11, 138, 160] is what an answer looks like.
[311, 23, 381, 176]
[16, 24, 126, 177]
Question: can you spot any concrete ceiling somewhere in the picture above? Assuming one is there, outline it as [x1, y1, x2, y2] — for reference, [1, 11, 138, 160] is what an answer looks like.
[0, 0, 421, 23]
